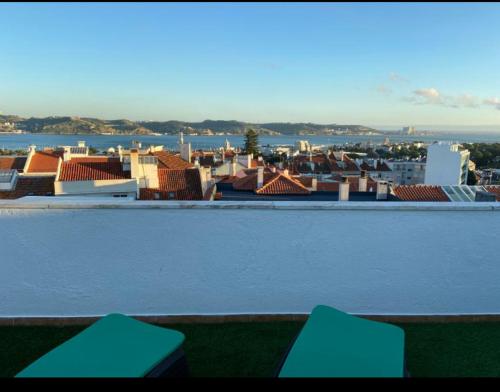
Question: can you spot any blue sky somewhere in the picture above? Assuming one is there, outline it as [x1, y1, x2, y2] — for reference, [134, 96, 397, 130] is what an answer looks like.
[1, 2, 500, 129]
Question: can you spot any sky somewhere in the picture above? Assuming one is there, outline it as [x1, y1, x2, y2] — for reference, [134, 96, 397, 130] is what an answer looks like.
[1, 2, 500, 130]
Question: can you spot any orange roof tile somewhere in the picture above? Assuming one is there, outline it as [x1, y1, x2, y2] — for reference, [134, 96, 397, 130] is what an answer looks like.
[0, 156, 27, 172]
[255, 174, 311, 195]
[485, 185, 500, 201]
[139, 168, 203, 200]
[152, 151, 194, 170]
[26, 151, 61, 173]
[59, 158, 130, 181]
[316, 176, 378, 192]
[0, 176, 55, 199]
[393, 185, 450, 202]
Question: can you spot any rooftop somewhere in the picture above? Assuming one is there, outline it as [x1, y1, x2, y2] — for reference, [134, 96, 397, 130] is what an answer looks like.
[26, 151, 62, 173]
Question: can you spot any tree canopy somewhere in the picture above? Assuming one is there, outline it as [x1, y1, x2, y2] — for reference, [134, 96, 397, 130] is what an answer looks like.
[244, 128, 260, 156]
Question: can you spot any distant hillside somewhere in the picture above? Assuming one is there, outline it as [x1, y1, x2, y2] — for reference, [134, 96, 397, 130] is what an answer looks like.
[0, 115, 381, 136]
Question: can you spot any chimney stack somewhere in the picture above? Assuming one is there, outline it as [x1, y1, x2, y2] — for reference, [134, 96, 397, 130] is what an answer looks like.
[311, 177, 317, 191]
[257, 167, 264, 189]
[230, 157, 237, 176]
[376, 181, 388, 200]
[359, 170, 368, 192]
[130, 148, 140, 181]
[339, 176, 350, 201]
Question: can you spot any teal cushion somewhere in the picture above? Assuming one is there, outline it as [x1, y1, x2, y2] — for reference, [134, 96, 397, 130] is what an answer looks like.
[279, 305, 405, 377]
[16, 313, 185, 378]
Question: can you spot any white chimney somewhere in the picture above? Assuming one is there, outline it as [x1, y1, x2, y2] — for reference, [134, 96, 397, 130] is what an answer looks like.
[257, 167, 264, 189]
[339, 176, 350, 201]
[130, 148, 140, 181]
[376, 181, 388, 200]
[247, 154, 252, 168]
[311, 177, 317, 191]
[63, 146, 72, 162]
[78, 141, 85, 148]
[283, 169, 289, 176]
[180, 142, 192, 163]
[359, 170, 368, 192]
[230, 158, 237, 176]
[270, 166, 276, 173]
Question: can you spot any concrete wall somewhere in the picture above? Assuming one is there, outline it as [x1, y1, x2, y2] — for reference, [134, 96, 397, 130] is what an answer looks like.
[0, 199, 499, 317]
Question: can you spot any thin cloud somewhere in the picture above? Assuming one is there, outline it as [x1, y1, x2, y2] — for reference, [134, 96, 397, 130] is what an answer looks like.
[405, 88, 480, 109]
[389, 72, 409, 83]
[483, 97, 500, 110]
[376, 84, 392, 95]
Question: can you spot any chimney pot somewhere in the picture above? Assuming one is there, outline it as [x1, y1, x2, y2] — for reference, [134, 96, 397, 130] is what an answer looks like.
[339, 176, 350, 201]
[257, 167, 264, 189]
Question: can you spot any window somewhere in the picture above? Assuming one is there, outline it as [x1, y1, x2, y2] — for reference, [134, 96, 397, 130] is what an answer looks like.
[154, 192, 161, 200]
[168, 192, 175, 199]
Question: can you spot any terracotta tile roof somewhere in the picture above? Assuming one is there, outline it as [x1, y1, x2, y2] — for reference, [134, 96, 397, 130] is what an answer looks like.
[232, 171, 275, 191]
[250, 159, 265, 168]
[0, 176, 55, 199]
[360, 161, 392, 172]
[152, 151, 194, 170]
[224, 151, 236, 158]
[215, 175, 239, 184]
[392, 185, 450, 202]
[296, 176, 313, 187]
[485, 185, 500, 201]
[316, 176, 379, 192]
[58, 158, 131, 181]
[139, 168, 203, 200]
[255, 173, 311, 195]
[0, 156, 27, 172]
[26, 151, 62, 173]
[330, 155, 360, 172]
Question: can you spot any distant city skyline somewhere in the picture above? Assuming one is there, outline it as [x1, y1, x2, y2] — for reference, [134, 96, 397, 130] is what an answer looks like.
[1, 2, 500, 130]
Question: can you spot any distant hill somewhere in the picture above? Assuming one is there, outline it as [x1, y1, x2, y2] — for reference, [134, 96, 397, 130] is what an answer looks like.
[0, 115, 381, 136]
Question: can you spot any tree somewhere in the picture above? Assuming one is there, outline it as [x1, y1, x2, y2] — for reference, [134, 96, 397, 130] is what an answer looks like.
[467, 170, 478, 185]
[243, 128, 260, 156]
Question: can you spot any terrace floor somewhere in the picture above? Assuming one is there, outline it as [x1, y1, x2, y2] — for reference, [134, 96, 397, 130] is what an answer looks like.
[2, 320, 500, 377]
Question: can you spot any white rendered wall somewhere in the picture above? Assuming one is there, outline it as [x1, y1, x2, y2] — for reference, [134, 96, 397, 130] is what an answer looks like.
[54, 179, 138, 196]
[425, 143, 469, 185]
[0, 199, 499, 317]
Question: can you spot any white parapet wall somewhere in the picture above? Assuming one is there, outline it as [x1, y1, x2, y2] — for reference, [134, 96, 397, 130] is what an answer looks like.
[0, 198, 499, 318]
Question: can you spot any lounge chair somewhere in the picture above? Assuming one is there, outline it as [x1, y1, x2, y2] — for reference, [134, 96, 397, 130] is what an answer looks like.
[16, 313, 188, 377]
[276, 305, 406, 377]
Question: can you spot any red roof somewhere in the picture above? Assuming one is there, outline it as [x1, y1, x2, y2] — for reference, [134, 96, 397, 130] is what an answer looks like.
[152, 151, 194, 170]
[139, 168, 203, 200]
[26, 151, 62, 173]
[316, 176, 378, 192]
[255, 174, 311, 195]
[393, 185, 450, 202]
[0, 176, 55, 199]
[360, 161, 392, 172]
[0, 156, 27, 172]
[58, 158, 130, 181]
[215, 175, 239, 184]
[232, 171, 275, 191]
[485, 185, 500, 201]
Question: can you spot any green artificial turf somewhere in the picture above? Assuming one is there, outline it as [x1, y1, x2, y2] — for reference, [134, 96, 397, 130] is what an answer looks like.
[2, 320, 500, 377]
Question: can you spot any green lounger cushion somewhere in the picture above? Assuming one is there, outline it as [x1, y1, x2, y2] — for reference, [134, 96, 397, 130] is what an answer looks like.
[279, 305, 405, 377]
[16, 313, 185, 378]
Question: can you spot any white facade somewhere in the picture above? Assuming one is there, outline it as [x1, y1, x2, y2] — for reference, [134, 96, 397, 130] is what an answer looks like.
[425, 142, 470, 185]
[387, 161, 426, 185]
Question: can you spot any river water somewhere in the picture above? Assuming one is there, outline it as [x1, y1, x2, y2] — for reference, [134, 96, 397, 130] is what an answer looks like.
[0, 132, 499, 151]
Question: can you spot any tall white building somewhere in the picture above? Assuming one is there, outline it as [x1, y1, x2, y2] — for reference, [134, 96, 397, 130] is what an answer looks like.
[424, 142, 470, 185]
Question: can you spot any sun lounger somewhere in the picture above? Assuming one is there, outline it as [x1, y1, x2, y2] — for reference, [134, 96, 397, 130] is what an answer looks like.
[276, 305, 406, 377]
[16, 313, 188, 378]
